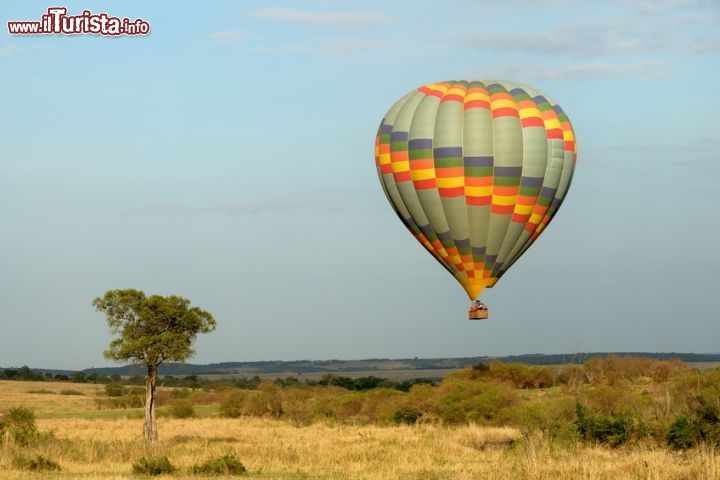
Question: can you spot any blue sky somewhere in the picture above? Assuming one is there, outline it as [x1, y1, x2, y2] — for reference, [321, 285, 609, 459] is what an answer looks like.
[1, 1, 718, 370]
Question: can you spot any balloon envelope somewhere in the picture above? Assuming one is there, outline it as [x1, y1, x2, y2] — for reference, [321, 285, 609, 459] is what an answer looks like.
[375, 80, 576, 300]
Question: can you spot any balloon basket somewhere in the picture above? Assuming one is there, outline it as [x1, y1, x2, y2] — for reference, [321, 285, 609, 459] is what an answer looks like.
[468, 310, 489, 320]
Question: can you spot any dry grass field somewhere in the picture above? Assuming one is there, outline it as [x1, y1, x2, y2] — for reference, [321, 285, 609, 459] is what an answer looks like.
[1, 379, 719, 479]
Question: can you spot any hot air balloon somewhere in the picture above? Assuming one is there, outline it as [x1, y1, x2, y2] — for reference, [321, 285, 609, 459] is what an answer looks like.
[374, 80, 576, 320]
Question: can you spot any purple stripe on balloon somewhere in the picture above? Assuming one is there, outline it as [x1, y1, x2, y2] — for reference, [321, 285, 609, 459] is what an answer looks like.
[381, 124, 393, 134]
[472, 246, 486, 256]
[419, 224, 434, 238]
[540, 186, 557, 197]
[434, 146, 463, 158]
[409, 138, 433, 150]
[495, 166, 522, 177]
[455, 238, 470, 250]
[464, 156, 493, 167]
[437, 231, 453, 243]
[521, 176, 543, 187]
[391, 131, 408, 142]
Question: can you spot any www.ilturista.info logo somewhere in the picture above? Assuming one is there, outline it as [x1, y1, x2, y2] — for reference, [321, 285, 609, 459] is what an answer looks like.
[8, 7, 150, 36]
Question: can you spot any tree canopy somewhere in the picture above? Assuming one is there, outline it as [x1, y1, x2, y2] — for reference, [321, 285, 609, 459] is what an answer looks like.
[93, 289, 216, 366]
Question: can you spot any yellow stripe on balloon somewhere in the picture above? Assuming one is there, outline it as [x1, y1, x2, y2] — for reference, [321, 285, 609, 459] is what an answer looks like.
[544, 117, 562, 131]
[514, 203, 534, 215]
[391, 160, 410, 173]
[490, 98, 517, 110]
[465, 186, 493, 197]
[529, 212, 543, 224]
[465, 91, 490, 103]
[436, 177, 464, 188]
[492, 195, 517, 206]
[518, 106, 542, 119]
[411, 168, 436, 181]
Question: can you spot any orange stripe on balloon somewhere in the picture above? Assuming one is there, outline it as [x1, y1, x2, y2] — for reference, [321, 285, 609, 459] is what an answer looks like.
[492, 107, 519, 118]
[418, 85, 444, 98]
[493, 185, 519, 196]
[464, 99, 490, 110]
[410, 158, 434, 170]
[517, 195, 536, 205]
[492, 204, 514, 214]
[394, 171, 411, 182]
[467, 196, 492, 206]
[465, 176, 493, 186]
[440, 186, 464, 197]
[441, 93, 464, 103]
[436, 167, 464, 178]
[414, 178, 437, 190]
[521, 117, 544, 128]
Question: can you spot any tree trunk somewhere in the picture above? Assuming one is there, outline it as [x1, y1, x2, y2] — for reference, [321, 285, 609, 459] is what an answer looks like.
[144, 363, 158, 443]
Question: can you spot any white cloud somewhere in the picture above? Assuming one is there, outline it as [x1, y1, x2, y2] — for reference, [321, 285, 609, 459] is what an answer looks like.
[627, 0, 700, 14]
[457, 20, 680, 58]
[250, 7, 391, 27]
[0, 44, 21, 57]
[692, 33, 720, 54]
[489, 60, 675, 80]
[150, 196, 323, 217]
[250, 36, 389, 57]
[208, 30, 249, 44]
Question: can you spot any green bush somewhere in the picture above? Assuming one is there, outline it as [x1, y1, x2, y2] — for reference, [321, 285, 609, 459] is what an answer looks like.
[1, 406, 39, 445]
[13, 454, 61, 472]
[667, 415, 699, 449]
[575, 402, 631, 447]
[435, 377, 515, 425]
[666, 396, 720, 449]
[132, 455, 175, 475]
[219, 391, 245, 418]
[393, 407, 421, 425]
[191, 454, 247, 475]
[169, 399, 196, 419]
[105, 383, 125, 397]
[60, 389, 85, 396]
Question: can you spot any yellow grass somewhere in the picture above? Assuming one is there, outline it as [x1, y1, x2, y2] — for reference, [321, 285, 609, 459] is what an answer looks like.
[2, 380, 720, 479]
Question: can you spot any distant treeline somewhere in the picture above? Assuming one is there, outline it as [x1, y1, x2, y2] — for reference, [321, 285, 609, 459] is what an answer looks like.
[3, 352, 719, 379]
[0, 365, 434, 394]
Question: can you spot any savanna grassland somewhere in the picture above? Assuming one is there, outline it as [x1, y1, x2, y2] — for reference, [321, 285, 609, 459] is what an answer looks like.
[2, 357, 720, 479]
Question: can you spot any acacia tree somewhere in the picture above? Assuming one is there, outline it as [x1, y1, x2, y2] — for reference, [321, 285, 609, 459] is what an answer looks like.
[93, 289, 216, 443]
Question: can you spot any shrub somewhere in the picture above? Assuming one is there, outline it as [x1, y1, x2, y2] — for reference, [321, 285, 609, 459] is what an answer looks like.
[668, 415, 699, 449]
[26, 389, 54, 394]
[436, 378, 515, 425]
[105, 383, 125, 397]
[132, 456, 175, 475]
[1, 406, 39, 445]
[219, 391, 244, 418]
[667, 396, 720, 449]
[575, 402, 631, 447]
[191, 454, 247, 475]
[169, 399, 196, 419]
[13, 454, 61, 472]
[393, 407, 421, 425]
[60, 389, 85, 396]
